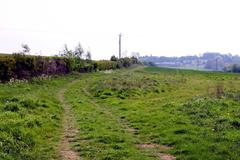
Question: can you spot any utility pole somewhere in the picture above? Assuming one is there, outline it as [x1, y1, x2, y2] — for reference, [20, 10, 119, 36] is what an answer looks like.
[119, 33, 122, 59]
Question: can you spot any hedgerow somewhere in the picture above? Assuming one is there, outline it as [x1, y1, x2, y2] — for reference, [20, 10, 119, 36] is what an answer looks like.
[0, 53, 140, 82]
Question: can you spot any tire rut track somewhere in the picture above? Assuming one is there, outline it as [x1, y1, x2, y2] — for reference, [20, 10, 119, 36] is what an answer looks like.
[82, 87, 176, 160]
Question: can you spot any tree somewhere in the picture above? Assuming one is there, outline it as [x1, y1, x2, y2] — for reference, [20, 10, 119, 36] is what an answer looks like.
[110, 55, 118, 61]
[232, 64, 240, 73]
[86, 51, 91, 61]
[130, 56, 138, 64]
[61, 44, 73, 57]
[74, 43, 84, 58]
[21, 44, 30, 53]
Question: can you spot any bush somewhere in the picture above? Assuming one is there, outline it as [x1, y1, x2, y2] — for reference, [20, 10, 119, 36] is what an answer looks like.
[0, 54, 70, 82]
[0, 53, 141, 82]
[13, 53, 35, 79]
[0, 56, 15, 82]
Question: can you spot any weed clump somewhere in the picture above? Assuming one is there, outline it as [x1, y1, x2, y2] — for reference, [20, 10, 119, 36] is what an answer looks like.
[179, 97, 240, 131]
[20, 99, 36, 109]
[90, 74, 163, 99]
[1, 97, 49, 112]
[3, 102, 20, 112]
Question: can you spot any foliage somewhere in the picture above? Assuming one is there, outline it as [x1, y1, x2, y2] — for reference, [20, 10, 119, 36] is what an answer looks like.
[0, 56, 15, 82]
[73, 43, 84, 58]
[0, 42, 142, 82]
[224, 64, 240, 73]
[0, 54, 69, 82]
[110, 55, 118, 61]
[85, 51, 92, 61]
[0, 53, 141, 82]
[95, 60, 117, 71]
[21, 44, 31, 53]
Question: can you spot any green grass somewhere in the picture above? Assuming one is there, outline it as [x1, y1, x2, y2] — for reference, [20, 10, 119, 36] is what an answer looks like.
[65, 67, 240, 159]
[0, 75, 78, 159]
[1, 66, 240, 159]
[65, 73, 156, 160]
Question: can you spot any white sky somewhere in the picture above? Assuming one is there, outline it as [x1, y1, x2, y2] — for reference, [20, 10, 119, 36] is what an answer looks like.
[1, 0, 240, 59]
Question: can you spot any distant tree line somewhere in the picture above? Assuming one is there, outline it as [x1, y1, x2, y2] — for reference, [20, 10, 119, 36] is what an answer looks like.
[224, 64, 240, 73]
[0, 44, 141, 82]
[139, 52, 240, 71]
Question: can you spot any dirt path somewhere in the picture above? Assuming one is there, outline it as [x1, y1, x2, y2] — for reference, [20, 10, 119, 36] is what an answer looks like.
[58, 81, 80, 160]
[57, 67, 175, 160]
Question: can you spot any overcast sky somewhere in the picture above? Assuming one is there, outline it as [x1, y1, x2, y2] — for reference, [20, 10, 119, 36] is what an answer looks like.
[1, 0, 240, 59]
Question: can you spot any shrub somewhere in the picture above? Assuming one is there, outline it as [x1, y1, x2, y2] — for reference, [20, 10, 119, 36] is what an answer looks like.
[0, 53, 141, 82]
[13, 53, 35, 79]
[0, 56, 15, 82]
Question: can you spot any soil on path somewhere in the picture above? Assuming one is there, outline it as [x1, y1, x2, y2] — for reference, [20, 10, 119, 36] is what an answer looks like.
[58, 81, 80, 160]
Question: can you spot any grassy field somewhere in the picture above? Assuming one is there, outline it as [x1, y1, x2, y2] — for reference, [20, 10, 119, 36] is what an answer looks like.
[0, 75, 79, 159]
[1, 66, 240, 159]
